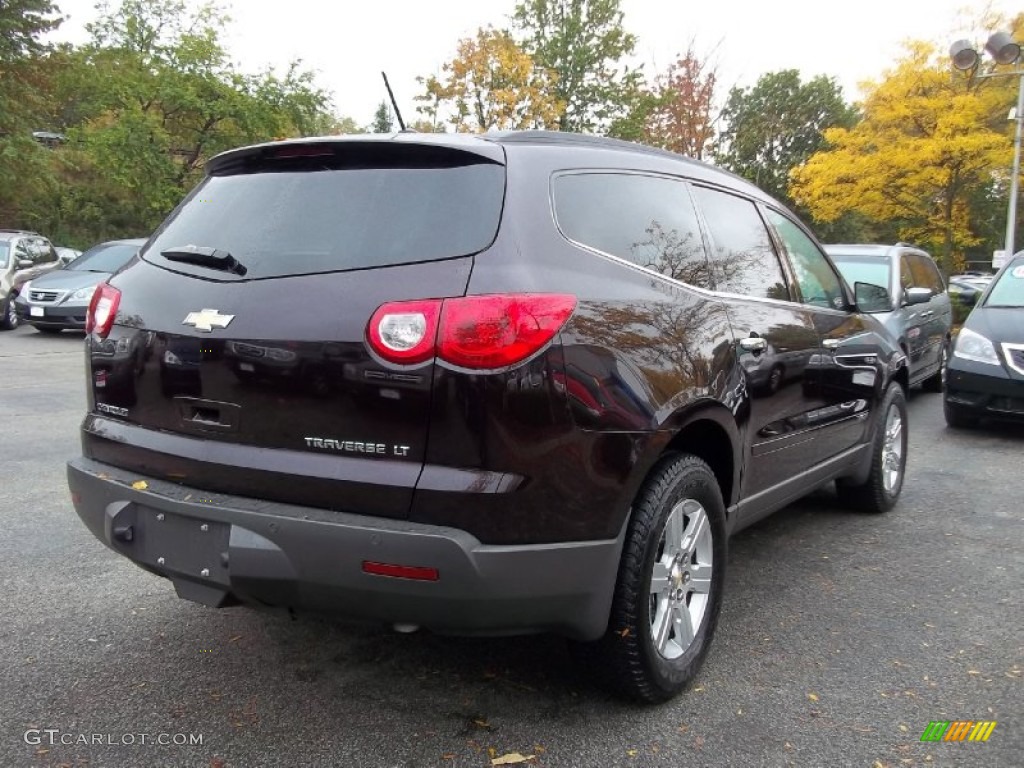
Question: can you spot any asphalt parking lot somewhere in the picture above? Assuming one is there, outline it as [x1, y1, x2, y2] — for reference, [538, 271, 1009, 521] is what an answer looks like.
[1, 324, 1020, 768]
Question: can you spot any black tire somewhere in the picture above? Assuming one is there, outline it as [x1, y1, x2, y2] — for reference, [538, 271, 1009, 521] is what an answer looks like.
[921, 342, 948, 393]
[0, 292, 19, 330]
[574, 453, 727, 703]
[943, 399, 978, 429]
[836, 381, 908, 513]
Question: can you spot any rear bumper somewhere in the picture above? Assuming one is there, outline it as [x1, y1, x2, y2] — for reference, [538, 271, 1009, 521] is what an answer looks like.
[68, 457, 624, 640]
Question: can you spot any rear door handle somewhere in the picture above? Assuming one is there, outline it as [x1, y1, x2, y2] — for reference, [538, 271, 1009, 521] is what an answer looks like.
[739, 337, 768, 352]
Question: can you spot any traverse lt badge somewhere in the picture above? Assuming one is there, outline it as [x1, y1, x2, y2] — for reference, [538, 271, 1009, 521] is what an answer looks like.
[183, 308, 234, 332]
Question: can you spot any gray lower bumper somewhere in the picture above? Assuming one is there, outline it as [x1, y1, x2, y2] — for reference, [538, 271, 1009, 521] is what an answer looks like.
[68, 457, 624, 640]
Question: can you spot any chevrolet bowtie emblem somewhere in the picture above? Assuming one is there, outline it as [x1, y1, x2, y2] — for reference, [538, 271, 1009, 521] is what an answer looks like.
[183, 308, 234, 332]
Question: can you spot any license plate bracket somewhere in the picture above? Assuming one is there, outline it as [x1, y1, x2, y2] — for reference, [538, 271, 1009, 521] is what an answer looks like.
[138, 509, 230, 586]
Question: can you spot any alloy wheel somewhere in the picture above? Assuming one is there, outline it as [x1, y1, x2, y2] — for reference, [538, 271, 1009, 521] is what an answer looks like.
[649, 498, 713, 659]
[882, 403, 904, 493]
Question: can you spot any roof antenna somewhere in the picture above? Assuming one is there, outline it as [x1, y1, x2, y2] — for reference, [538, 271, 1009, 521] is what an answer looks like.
[381, 71, 407, 131]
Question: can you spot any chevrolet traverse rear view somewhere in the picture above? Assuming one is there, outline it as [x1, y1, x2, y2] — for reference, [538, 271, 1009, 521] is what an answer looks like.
[69, 132, 910, 702]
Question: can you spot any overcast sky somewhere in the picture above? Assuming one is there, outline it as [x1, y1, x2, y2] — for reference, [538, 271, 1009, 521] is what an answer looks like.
[49, 0, 1018, 126]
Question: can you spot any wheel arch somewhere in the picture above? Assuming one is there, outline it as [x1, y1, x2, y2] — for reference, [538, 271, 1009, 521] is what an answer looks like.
[655, 403, 741, 511]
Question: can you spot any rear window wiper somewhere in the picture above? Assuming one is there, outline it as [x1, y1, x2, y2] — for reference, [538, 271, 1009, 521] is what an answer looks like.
[160, 245, 247, 276]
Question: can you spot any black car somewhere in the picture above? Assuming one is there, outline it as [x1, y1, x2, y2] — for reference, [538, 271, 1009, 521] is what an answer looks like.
[15, 238, 146, 332]
[68, 132, 910, 703]
[944, 253, 1024, 427]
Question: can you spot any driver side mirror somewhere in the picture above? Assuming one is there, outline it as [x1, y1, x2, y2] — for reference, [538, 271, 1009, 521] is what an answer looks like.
[855, 281, 892, 313]
[903, 286, 933, 306]
[18, 259, 33, 269]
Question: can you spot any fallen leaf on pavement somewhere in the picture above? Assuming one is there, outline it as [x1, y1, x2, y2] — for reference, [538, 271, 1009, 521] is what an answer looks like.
[132, 480, 148, 490]
[807, 692, 819, 702]
[491, 753, 534, 766]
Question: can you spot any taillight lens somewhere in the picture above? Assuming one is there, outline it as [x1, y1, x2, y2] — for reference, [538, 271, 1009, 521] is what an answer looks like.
[367, 300, 442, 364]
[366, 294, 577, 370]
[86, 283, 121, 338]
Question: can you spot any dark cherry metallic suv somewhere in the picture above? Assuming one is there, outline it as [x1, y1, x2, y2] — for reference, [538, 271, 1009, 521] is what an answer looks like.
[68, 131, 910, 702]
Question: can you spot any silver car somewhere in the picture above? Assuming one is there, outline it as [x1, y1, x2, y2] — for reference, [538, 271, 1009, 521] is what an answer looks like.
[825, 243, 952, 390]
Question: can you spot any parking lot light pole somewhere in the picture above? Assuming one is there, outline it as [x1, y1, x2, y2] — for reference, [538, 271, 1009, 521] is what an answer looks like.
[951, 31, 1024, 261]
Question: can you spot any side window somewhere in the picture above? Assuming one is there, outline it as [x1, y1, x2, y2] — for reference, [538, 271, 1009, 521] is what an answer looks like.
[763, 208, 845, 310]
[908, 253, 944, 294]
[691, 186, 789, 301]
[899, 255, 914, 292]
[552, 172, 713, 288]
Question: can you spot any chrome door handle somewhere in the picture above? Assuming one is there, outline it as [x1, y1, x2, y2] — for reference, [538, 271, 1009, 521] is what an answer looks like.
[920, 310, 933, 317]
[823, 338, 841, 351]
[739, 337, 768, 352]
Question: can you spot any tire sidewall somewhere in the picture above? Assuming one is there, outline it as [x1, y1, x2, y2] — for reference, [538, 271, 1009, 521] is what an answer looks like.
[637, 457, 728, 695]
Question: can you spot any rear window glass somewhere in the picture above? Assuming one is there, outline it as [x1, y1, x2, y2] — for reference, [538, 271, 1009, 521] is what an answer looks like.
[143, 161, 505, 279]
[830, 255, 892, 291]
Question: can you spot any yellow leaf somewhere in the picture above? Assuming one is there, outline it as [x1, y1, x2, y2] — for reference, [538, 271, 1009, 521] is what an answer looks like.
[132, 480, 148, 490]
[626, 749, 638, 757]
[807, 692, 819, 702]
[491, 753, 535, 766]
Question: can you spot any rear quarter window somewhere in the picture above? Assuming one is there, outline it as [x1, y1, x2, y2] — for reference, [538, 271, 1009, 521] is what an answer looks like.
[144, 154, 505, 279]
[552, 172, 713, 288]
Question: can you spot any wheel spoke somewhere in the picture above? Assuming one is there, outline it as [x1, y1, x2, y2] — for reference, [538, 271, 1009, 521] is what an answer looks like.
[680, 504, 708, 554]
[664, 506, 684, 558]
[673, 601, 695, 649]
[652, 598, 673, 653]
[689, 561, 713, 594]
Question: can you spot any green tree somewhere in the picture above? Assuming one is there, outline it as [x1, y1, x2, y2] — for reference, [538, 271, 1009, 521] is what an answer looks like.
[513, 0, 640, 133]
[370, 101, 393, 132]
[0, 0, 63, 226]
[717, 70, 857, 207]
[37, 0, 332, 245]
[790, 42, 1015, 270]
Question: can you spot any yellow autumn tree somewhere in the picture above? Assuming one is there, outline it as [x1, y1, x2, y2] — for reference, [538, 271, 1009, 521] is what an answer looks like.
[416, 27, 564, 133]
[790, 40, 1016, 269]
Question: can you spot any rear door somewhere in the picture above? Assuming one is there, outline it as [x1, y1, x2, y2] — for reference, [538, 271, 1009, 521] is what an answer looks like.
[86, 140, 506, 520]
[907, 251, 952, 372]
[896, 251, 930, 376]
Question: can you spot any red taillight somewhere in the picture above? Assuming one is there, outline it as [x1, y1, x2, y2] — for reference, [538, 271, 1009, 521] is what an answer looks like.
[86, 283, 121, 338]
[439, 294, 577, 369]
[366, 294, 576, 370]
[362, 561, 440, 581]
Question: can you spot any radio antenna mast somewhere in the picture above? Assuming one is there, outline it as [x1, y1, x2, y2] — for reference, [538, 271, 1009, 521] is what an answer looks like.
[381, 71, 407, 131]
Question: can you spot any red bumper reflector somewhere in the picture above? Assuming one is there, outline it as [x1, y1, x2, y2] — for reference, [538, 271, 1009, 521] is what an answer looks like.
[362, 561, 439, 581]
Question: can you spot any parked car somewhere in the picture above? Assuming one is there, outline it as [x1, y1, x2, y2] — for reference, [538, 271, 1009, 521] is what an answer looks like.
[68, 132, 911, 703]
[944, 253, 1024, 427]
[15, 238, 145, 333]
[947, 277, 984, 307]
[0, 229, 61, 330]
[824, 243, 952, 391]
[55, 246, 83, 267]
